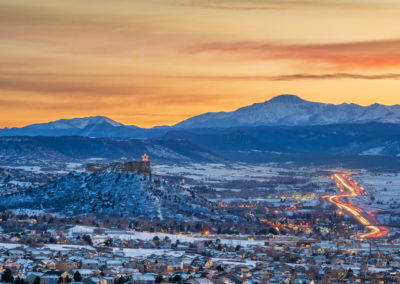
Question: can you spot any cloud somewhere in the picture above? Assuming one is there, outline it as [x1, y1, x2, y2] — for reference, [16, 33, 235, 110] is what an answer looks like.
[1, 71, 400, 90]
[170, 0, 385, 10]
[155, 73, 400, 81]
[185, 39, 400, 70]
[0, 98, 125, 111]
[269, 73, 400, 80]
[0, 77, 129, 96]
[184, 73, 400, 81]
[0, 1, 165, 58]
[0, 71, 232, 113]
[0, 73, 155, 97]
[171, 1, 279, 11]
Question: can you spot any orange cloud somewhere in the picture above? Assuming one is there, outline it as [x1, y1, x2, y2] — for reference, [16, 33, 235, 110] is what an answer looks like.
[152, 73, 400, 81]
[186, 39, 400, 70]
[171, 0, 383, 10]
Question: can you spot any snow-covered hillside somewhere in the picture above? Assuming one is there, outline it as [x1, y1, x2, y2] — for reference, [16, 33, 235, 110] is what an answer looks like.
[0, 169, 223, 221]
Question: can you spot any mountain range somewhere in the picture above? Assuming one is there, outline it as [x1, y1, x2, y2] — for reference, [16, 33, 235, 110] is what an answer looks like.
[2, 95, 400, 137]
[0, 116, 165, 138]
[1, 95, 400, 167]
[176, 95, 400, 128]
[1, 122, 400, 168]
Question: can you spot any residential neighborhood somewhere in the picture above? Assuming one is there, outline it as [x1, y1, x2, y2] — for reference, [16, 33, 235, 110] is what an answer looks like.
[1, 223, 400, 284]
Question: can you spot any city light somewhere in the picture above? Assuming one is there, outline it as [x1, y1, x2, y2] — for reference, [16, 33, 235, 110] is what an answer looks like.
[325, 174, 389, 239]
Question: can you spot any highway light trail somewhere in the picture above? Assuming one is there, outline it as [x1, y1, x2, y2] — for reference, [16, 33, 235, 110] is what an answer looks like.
[325, 173, 389, 239]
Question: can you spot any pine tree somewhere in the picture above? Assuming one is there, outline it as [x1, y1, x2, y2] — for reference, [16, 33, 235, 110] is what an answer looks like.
[116, 276, 126, 284]
[155, 275, 163, 283]
[1, 268, 14, 283]
[171, 275, 182, 283]
[74, 271, 82, 282]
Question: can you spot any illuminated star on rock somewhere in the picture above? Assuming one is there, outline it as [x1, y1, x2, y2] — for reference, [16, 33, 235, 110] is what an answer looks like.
[141, 153, 149, 162]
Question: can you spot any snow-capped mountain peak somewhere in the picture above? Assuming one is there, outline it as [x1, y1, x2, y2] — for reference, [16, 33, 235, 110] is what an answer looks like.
[267, 94, 305, 104]
[2, 95, 400, 137]
[175, 94, 400, 128]
[29, 116, 125, 130]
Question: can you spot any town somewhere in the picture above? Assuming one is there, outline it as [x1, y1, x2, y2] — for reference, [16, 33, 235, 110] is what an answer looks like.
[0, 158, 399, 283]
[2, 215, 400, 284]
[3, 0, 400, 282]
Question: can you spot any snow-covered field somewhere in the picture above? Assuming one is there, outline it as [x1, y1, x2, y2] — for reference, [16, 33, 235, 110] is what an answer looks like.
[212, 258, 257, 267]
[358, 173, 400, 194]
[352, 172, 400, 228]
[11, 209, 45, 216]
[68, 226, 266, 247]
[356, 172, 400, 208]
[44, 244, 96, 251]
[153, 163, 292, 182]
[113, 248, 186, 258]
[0, 243, 26, 249]
[2, 165, 43, 173]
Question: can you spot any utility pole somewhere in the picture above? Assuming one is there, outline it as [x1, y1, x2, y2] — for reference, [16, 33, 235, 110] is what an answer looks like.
[369, 239, 372, 256]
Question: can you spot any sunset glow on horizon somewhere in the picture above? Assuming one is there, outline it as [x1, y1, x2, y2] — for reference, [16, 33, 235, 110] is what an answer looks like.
[1, 0, 400, 128]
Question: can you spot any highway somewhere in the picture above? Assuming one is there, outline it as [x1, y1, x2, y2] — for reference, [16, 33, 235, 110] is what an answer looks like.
[325, 173, 389, 239]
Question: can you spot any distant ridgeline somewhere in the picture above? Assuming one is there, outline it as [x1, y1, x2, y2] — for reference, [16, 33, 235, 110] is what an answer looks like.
[85, 161, 151, 175]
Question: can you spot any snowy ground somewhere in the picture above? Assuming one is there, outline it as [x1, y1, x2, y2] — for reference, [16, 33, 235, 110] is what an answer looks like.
[356, 172, 400, 226]
[358, 172, 400, 194]
[11, 209, 45, 216]
[212, 258, 257, 267]
[0, 243, 26, 249]
[113, 248, 187, 258]
[355, 172, 400, 207]
[68, 226, 266, 247]
[152, 163, 293, 182]
[44, 244, 96, 251]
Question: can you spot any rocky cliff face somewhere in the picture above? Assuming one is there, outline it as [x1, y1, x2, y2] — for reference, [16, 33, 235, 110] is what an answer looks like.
[85, 161, 151, 175]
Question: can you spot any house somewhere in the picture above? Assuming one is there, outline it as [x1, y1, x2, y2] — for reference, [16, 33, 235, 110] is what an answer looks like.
[106, 260, 123, 269]
[189, 278, 215, 284]
[39, 260, 57, 270]
[25, 272, 44, 284]
[57, 261, 78, 271]
[153, 263, 167, 273]
[230, 275, 247, 284]
[102, 276, 114, 284]
[3, 258, 21, 270]
[131, 273, 155, 284]
[69, 269, 97, 278]
[81, 259, 98, 270]
[40, 271, 64, 284]
[83, 277, 107, 284]
[214, 277, 234, 284]
[8, 249, 24, 259]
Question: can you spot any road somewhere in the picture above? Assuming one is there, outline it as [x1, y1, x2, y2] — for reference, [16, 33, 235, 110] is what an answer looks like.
[325, 173, 389, 239]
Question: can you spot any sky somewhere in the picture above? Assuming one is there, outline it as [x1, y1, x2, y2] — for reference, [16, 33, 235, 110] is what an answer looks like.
[1, 0, 400, 128]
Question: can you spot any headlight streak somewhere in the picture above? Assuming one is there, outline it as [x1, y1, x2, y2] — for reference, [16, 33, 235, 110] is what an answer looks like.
[324, 173, 388, 239]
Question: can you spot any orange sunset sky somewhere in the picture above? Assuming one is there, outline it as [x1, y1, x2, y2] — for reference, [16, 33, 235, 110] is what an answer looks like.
[1, 0, 400, 128]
